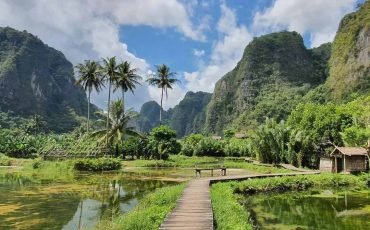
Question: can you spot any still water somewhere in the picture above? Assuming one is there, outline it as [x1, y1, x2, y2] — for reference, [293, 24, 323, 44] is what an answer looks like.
[244, 189, 370, 230]
[0, 169, 186, 230]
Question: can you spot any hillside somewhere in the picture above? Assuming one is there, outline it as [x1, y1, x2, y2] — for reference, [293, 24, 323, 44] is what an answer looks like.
[169, 91, 212, 137]
[0, 27, 90, 132]
[204, 31, 331, 134]
[326, 1, 370, 101]
[135, 91, 211, 137]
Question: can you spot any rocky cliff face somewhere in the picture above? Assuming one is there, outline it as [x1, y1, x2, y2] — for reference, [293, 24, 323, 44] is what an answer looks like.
[135, 91, 211, 137]
[327, 1, 370, 101]
[0, 27, 89, 132]
[169, 91, 211, 137]
[135, 101, 163, 133]
[204, 31, 330, 134]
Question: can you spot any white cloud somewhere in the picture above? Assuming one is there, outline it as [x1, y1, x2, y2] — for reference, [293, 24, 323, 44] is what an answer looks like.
[193, 49, 205, 57]
[252, 0, 356, 47]
[0, 0, 204, 110]
[184, 3, 252, 92]
[93, 0, 206, 41]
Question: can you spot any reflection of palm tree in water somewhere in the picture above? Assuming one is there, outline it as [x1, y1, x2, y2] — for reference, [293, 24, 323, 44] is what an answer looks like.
[82, 178, 174, 221]
[78, 200, 83, 230]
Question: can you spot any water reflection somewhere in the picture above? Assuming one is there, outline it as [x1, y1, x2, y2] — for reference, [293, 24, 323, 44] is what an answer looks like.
[244, 189, 370, 230]
[0, 170, 179, 230]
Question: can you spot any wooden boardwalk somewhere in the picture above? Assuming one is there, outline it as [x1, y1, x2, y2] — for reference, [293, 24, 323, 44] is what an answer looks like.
[160, 171, 319, 230]
[160, 179, 213, 230]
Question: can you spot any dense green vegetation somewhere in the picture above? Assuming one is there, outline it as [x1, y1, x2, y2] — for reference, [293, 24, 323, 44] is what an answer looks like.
[211, 173, 368, 230]
[74, 158, 121, 171]
[96, 183, 186, 230]
[246, 95, 370, 167]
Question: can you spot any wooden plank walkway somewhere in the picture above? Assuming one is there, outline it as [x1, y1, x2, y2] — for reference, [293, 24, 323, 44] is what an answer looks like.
[160, 171, 320, 230]
[160, 179, 213, 230]
[279, 163, 318, 172]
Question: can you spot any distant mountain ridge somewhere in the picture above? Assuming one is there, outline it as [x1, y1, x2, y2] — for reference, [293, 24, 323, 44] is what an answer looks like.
[0, 1, 368, 136]
[203, 31, 331, 134]
[135, 91, 211, 137]
[137, 2, 369, 136]
[0, 27, 92, 132]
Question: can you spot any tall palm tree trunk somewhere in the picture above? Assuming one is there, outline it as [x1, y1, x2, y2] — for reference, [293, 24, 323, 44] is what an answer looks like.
[121, 89, 125, 152]
[160, 87, 164, 124]
[106, 80, 112, 147]
[121, 90, 125, 116]
[87, 87, 91, 133]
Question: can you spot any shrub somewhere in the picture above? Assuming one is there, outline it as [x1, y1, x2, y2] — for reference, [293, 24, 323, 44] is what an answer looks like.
[180, 134, 205, 156]
[146, 126, 181, 160]
[32, 159, 43, 169]
[74, 158, 122, 171]
[122, 137, 144, 159]
[194, 137, 225, 157]
[224, 138, 252, 157]
[0, 153, 12, 166]
[0, 129, 45, 158]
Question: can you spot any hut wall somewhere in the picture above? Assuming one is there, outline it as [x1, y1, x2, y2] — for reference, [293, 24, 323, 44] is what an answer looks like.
[319, 157, 333, 172]
[346, 155, 367, 172]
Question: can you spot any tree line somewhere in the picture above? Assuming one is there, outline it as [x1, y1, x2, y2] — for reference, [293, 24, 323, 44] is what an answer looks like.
[75, 57, 178, 147]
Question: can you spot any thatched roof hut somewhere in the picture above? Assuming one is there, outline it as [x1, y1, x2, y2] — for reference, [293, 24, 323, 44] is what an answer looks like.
[320, 146, 369, 173]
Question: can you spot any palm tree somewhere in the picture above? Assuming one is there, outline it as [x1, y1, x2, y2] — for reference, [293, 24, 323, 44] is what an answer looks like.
[114, 61, 142, 114]
[146, 64, 179, 124]
[101, 57, 120, 146]
[75, 60, 104, 133]
[93, 99, 140, 146]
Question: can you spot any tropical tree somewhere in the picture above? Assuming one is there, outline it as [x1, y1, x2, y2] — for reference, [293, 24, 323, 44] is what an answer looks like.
[146, 125, 180, 160]
[93, 99, 140, 150]
[75, 60, 104, 133]
[114, 61, 142, 114]
[146, 64, 179, 124]
[101, 57, 120, 146]
[23, 114, 47, 134]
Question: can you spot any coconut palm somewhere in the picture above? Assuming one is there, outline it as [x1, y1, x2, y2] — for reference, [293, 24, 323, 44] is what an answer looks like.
[146, 64, 179, 124]
[114, 61, 142, 114]
[75, 60, 104, 133]
[101, 57, 120, 146]
[93, 99, 140, 146]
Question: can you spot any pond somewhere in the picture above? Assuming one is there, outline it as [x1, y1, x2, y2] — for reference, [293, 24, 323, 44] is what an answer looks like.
[0, 168, 189, 230]
[244, 189, 370, 230]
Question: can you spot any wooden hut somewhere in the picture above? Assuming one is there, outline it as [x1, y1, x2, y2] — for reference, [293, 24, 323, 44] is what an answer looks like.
[211, 136, 222, 140]
[319, 147, 369, 173]
[234, 133, 248, 139]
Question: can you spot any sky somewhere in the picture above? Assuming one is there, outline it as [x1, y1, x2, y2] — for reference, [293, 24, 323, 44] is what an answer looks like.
[0, 0, 364, 111]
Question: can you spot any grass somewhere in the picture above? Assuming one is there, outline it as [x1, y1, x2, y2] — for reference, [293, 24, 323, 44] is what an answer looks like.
[211, 173, 368, 230]
[211, 182, 251, 230]
[123, 155, 220, 168]
[223, 161, 290, 174]
[123, 155, 291, 173]
[0, 153, 30, 166]
[96, 183, 186, 230]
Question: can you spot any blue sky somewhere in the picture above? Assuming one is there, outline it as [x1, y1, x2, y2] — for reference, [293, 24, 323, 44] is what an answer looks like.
[0, 0, 364, 110]
[120, 1, 274, 73]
